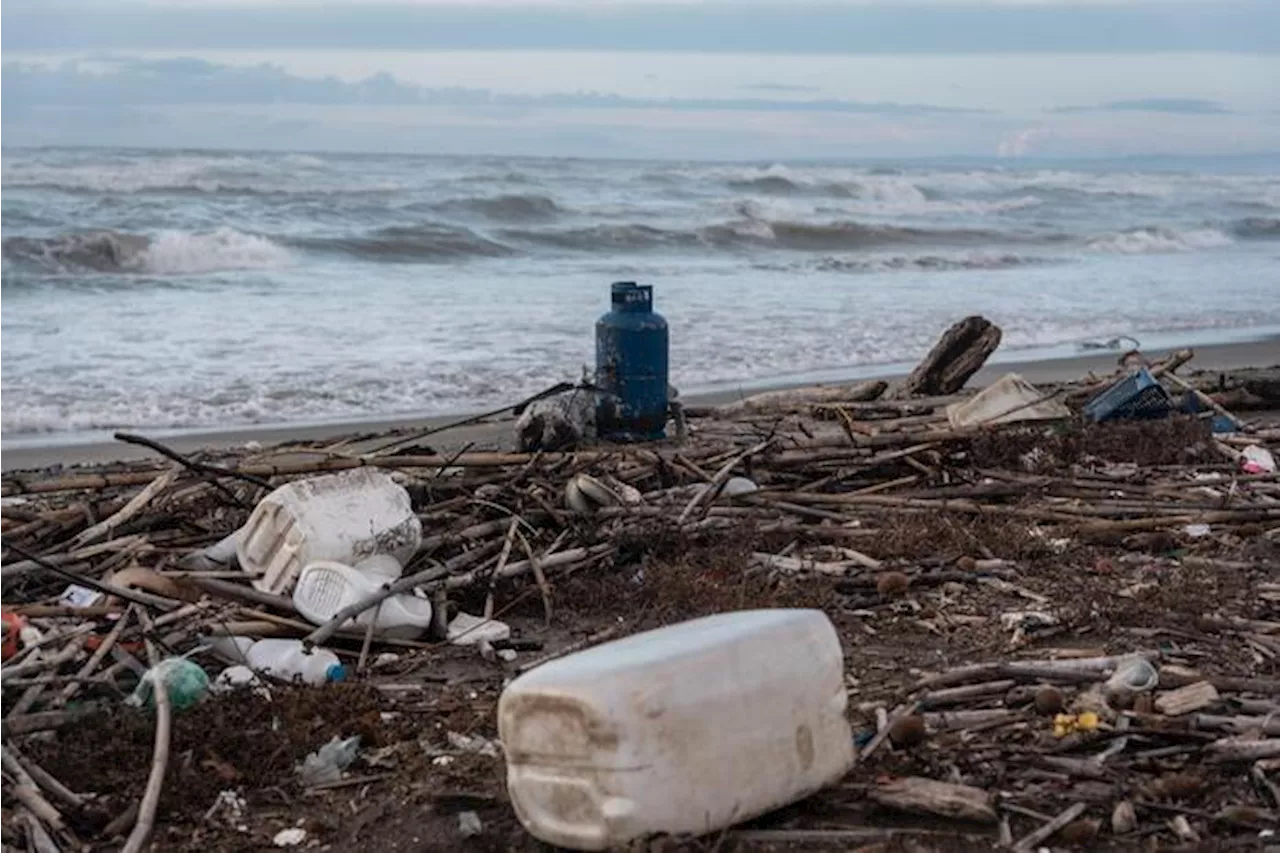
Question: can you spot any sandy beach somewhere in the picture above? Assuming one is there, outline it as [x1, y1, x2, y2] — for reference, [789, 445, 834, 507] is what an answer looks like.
[4, 336, 1276, 472]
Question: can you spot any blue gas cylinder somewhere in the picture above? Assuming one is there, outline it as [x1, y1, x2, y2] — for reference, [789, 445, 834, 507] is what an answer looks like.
[595, 282, 669, 441]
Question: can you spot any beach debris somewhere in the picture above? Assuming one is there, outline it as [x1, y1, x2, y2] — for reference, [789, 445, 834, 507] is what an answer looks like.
[564, 473, 625, 514]
[127, 657, 210, 712]
[297, 735, 361, 786]
[1241, 445, 1277, 474]
[715, 380, 887, 416]
[517, 382, 601, 452]
[273, 827, 307, 847]
[238, 469, 421, 595]
[945, 373, 1069, 429]
[292, 561, 433, 638]
[499, 610, 854, 848]
[868, 777, 997, 823]
[2, 610, 26, 661]
[1103, 656, 1159, 707]
[245, 639, 345, 685]
[896, 315, 1002, 398]
[887, 714, 928, 748]
[458, 811, 484, 839]
[0, 340, 1274, 851]
[1154, 681, 1220, 716]
[447, 612, 511, 646]
[1083, 366, 1174, 422]
[1053, 711, 1100, 738]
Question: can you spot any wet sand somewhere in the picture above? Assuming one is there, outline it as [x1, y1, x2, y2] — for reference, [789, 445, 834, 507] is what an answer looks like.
[3, 338, 1277, 472]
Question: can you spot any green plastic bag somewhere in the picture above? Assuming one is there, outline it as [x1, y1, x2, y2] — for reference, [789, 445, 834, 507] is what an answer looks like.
[128, 657, 210, 712]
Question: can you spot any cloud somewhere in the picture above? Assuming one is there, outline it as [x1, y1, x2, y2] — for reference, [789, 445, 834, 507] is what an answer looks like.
[1054, 97, 1234, 114]
[3, 2, 1277, 53]
[0, 56, 983, 115]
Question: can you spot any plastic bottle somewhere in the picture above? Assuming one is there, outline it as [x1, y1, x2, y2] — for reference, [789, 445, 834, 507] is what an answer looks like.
[244, 639, 345, 685]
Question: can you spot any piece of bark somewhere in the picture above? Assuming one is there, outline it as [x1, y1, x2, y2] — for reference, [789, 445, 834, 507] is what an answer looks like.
[896, 316, 1003, 398]
[868, 776, 997, 823]
[1155, 681, 1220, 716]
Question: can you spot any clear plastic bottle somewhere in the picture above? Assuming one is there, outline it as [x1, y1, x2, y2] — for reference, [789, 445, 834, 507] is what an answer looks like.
[244, 639, 345, 685]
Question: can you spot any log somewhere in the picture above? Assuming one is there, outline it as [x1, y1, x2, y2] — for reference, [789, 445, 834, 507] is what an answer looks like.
[868, 776, 997, 823]
[714, 380, 887, 416]
[896, 316, 1003, 398]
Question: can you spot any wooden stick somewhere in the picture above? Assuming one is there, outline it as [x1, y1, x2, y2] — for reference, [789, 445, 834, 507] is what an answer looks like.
[114, 431, 273, 490]
[122, 612, 172, 853]
[677, 439, 772, 524]
[517, 625, 620, 673]
[0, 539, 179, 611]
[1011, 802, 1087, 852]
[70, 467, 181, 549]
[48, 606, 135, 709]
[3, 744, 85, 810]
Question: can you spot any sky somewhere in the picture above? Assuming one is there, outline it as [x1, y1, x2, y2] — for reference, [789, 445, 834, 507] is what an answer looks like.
[3, 0, 1279, 160]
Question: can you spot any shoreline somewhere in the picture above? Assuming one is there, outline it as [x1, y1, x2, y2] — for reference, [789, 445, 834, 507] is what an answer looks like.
[4, 336, 1277, 472]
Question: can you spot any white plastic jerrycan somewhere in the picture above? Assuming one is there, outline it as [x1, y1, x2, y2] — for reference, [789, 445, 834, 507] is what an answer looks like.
[498, 609, 853, 850]
[237, 469, 421, 595]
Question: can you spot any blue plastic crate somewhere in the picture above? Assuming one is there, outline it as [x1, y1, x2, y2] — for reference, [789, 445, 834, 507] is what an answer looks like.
[1083, 367, 1174, 423]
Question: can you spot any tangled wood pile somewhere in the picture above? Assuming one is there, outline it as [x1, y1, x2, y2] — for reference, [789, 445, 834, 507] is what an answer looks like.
[2, 345, 1278, 852]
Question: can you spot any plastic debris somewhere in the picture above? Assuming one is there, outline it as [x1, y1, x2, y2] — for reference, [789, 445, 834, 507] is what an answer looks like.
[458, 811, 484, 838]
[1, 610, 26, 661]
[1104, 656, 1159, 706]
[127, 657, 210, 712]
[447, 731, 500, 758]
[273, 828, 307, 847]
[297, 735, 361, 786]
[58, 584, 105, 608]
[1241, 445, 1276, 475]
[946, 373, 1070, 429]
[447, 612, 511, 646]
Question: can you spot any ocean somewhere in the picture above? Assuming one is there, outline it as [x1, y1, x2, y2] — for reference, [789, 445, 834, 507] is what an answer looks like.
[3, 146, 1279, 444]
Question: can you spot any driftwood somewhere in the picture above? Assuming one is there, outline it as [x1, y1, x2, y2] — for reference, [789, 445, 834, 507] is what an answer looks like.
[896, 315, 1002, 397]
[868, 777, 997, 823]
[715, 380, 887, 416]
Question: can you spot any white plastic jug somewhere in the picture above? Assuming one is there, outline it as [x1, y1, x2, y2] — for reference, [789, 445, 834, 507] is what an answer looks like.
[244, 639, 345, 685]
[498, 609, 853, 850]
[292, 561, 433, 639]
[237, 469, 422, 594]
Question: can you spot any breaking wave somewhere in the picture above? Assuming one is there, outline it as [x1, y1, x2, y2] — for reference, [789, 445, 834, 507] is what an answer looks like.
[809, 252, 1049, 273]
[1086, 227, 1234, 254]
[2, 228, 292, 274]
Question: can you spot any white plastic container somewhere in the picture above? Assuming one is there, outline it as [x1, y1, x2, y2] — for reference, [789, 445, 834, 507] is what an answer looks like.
[498, 609, 853, 850]
[243, 639, 345, 685]
[237, 469, 422, 594]
[292, 561, 433, 639]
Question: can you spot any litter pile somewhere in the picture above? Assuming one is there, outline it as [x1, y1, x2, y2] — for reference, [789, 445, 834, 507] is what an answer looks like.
[3, 318, 1278, 852]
